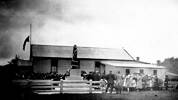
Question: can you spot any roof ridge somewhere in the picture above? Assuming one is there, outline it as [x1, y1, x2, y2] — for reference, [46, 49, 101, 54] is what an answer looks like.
[31, 44, 123, 50]
[32, 44, 134, 60]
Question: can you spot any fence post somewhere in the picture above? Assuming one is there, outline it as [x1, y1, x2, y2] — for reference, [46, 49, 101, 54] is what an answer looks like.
[60, 79, 63, 93]
[50, 79, 53, 90]
[100, 80, 104, 93]
[89, 80, 92, 93]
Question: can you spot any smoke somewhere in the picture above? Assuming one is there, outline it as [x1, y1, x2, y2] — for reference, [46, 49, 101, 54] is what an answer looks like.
[0, 0, 115, 62]
[0, 0, 94, 63]
[0, 0, 23, 59]
[0, 0, 64, 62]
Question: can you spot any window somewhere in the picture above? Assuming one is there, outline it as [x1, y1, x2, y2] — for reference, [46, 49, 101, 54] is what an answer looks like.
[95, 62, 100, 67]
[153, 70, 157, 75]
[140, 69, 144, 74]
[51, 59, 58, 73]
[126, 69, 130, 75]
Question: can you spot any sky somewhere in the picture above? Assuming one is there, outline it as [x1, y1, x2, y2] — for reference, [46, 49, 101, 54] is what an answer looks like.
[0, 0, 178, 65]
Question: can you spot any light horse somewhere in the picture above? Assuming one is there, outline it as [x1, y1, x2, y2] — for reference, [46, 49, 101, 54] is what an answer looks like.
[114, 75, 124, 94]
[100, 75, 124, 94]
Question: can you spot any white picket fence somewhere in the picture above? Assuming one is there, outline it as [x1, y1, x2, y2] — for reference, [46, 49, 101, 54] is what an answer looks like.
[12, 80, 104, 94]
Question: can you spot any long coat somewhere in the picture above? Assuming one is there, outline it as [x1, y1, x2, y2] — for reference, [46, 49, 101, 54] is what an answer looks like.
[105, 73, 115, 84]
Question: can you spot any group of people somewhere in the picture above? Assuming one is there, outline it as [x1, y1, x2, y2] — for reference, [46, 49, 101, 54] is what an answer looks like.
[84, 70, 165, 94]
[13, 70, 166, 94]
[13, 72, 66, 80]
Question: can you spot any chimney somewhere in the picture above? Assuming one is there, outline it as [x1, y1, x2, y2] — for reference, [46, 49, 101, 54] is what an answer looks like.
[157, 60, 161, 65]
[136, 57, 140, 61]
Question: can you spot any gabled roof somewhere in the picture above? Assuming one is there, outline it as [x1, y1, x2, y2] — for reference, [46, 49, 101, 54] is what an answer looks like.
[32, 44, 134, 60]
[101, 61, 166, 69]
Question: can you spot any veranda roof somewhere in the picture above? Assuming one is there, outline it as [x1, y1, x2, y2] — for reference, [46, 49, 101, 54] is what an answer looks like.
[101, 61, 166, 69]
[166, 72, 178, 76]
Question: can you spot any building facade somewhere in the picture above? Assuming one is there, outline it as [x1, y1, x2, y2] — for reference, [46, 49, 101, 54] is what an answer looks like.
[31, 44, 167, 80]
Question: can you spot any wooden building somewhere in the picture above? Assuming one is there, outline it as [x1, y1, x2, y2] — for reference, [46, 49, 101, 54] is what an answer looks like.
[31, 44, 167, 79]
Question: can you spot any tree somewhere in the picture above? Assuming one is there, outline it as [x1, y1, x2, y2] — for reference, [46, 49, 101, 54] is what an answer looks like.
[161, 57, 178, 74]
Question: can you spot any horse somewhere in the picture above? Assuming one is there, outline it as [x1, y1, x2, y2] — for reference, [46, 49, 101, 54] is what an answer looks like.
[114, 77, 124, 94]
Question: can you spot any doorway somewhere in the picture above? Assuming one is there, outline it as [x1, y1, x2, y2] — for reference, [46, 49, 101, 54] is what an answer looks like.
[126, 69, 130, 75]
[95, 61, 105, 74]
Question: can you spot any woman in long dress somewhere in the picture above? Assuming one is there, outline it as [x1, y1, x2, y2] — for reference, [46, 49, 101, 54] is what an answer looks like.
[124, 74, 132, 92]
[148, 76, 154, 90]
[136, 74, 143, 91]
[130, 77, 137, 90]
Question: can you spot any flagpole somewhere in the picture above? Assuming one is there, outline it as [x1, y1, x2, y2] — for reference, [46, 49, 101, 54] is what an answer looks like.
[30, 24, 32, 61]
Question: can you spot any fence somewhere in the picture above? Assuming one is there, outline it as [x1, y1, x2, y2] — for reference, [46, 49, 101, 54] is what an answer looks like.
[167, 81, 178, 90]
[12, 80, 103, 94]
[12, 79, 178, 94]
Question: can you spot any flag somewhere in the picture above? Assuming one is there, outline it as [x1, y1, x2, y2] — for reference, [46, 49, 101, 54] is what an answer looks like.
[23, 36, 29, 50]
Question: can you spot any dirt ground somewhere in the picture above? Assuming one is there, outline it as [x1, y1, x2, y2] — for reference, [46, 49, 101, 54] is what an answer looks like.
[100, 90, 178, 100]
[30, 90, 178, 100]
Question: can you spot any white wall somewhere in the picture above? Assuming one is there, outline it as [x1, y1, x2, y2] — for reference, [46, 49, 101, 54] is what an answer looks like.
[157, 68, 167, 80]
[105, 65, 125, 74]
[33, 58, 96, 74]
[80, 60, 95, 73]
[32, 58, 167, 80]
[105, 64, 167, 80]
[57, 59, 96, 74]
[58, 59, 71, 74]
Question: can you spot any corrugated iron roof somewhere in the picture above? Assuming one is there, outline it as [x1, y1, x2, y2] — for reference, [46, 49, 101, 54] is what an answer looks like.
[32, 44, 134, 60]
[101, 61, 166, 69]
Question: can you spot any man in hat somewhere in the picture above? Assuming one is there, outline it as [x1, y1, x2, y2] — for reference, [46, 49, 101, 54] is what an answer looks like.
[105, 71, 116, 93]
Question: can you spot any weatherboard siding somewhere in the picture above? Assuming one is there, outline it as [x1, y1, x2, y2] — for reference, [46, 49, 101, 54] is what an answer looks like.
[105, 64, 167, 80]
[57, 59, 71, 74]
[80, 60, 95, 73]
[33, 59, 51, 73]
